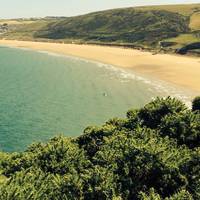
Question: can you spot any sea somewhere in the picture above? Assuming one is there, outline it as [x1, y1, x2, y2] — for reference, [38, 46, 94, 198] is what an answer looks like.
[0, 46, 193, 152]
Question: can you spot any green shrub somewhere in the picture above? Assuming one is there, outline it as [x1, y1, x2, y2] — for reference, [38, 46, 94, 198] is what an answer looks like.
[137, 97, 187, 129]
[0, 97, 199, 199]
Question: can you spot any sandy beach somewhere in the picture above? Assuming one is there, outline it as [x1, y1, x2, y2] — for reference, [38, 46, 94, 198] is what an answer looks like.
[0, 39, 200, 93]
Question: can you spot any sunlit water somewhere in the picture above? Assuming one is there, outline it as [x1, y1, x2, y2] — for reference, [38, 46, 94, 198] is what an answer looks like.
[0, 46, 192, 152]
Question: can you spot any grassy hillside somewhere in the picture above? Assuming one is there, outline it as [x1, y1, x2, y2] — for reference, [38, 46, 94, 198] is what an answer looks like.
[135, 3, 200, 16]
[0, 19, 56, 40]
[0, 97, 199, 199]
[33, 9, 189, 46]
[1, 4, 200, 53]
[190, 12, 200, 30]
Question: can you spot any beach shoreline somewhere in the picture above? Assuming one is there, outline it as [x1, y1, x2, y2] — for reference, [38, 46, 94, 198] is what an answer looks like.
[0, 39, 200, 94]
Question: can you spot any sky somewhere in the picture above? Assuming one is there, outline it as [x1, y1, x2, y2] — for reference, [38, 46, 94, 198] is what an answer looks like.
[0, 0, 200, 19]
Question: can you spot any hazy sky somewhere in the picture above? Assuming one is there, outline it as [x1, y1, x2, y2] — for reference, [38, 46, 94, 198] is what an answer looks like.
[0, 0, 199, 19]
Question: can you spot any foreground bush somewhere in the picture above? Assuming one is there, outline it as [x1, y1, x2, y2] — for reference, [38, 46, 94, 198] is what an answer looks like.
[0, 97, 199, 200]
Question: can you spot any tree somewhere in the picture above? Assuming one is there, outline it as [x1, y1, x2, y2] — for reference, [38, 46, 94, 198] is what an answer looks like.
[0, 97, 199, 199]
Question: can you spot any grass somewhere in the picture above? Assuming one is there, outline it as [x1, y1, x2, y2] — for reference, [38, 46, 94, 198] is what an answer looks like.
[135, 3, 200, 16]
[165, 33, 200, 47]
[190, 12, 200, 30]
[0, 174, 7, 184]
[33, 9, 189, 46]
[1, 20, 52, 40]
[0, 19, 35, 25]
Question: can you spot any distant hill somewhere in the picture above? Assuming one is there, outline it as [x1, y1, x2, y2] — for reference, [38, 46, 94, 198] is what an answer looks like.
[1, 4, 200, 53]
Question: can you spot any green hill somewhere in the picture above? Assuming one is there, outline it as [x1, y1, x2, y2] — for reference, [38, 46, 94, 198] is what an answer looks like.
[0, 97, 199, 199]
[33, 9, 189, 45]
[1, 3, 200, 53]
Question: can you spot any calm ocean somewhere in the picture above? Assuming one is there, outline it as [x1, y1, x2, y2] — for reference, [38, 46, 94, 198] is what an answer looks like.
[0, 46, 191, 151]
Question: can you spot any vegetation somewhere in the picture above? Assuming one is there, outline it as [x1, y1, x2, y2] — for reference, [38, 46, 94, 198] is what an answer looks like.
[33, 9, 188, 45]
[1, 4, 200, 54]
[0, 96, 199, 199]
[192, 96, 200, 111]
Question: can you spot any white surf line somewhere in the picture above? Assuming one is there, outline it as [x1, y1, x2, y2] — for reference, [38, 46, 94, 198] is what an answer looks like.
[98, 64, 194, 108]
[22, 48, 196, 107]
[38, 49, 194, 107]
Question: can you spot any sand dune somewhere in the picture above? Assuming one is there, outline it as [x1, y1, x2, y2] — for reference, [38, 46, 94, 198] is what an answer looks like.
[0, 39, 200, 93]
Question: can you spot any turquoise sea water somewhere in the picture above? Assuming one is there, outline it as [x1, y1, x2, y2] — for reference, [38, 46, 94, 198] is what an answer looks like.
[0, 46, 190, 152]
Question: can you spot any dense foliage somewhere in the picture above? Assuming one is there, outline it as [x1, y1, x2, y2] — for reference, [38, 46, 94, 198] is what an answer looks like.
[0, 97, 199, 200]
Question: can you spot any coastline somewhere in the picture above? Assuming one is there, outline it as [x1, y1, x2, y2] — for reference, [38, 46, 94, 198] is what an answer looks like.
[0, 39, 200, 94]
